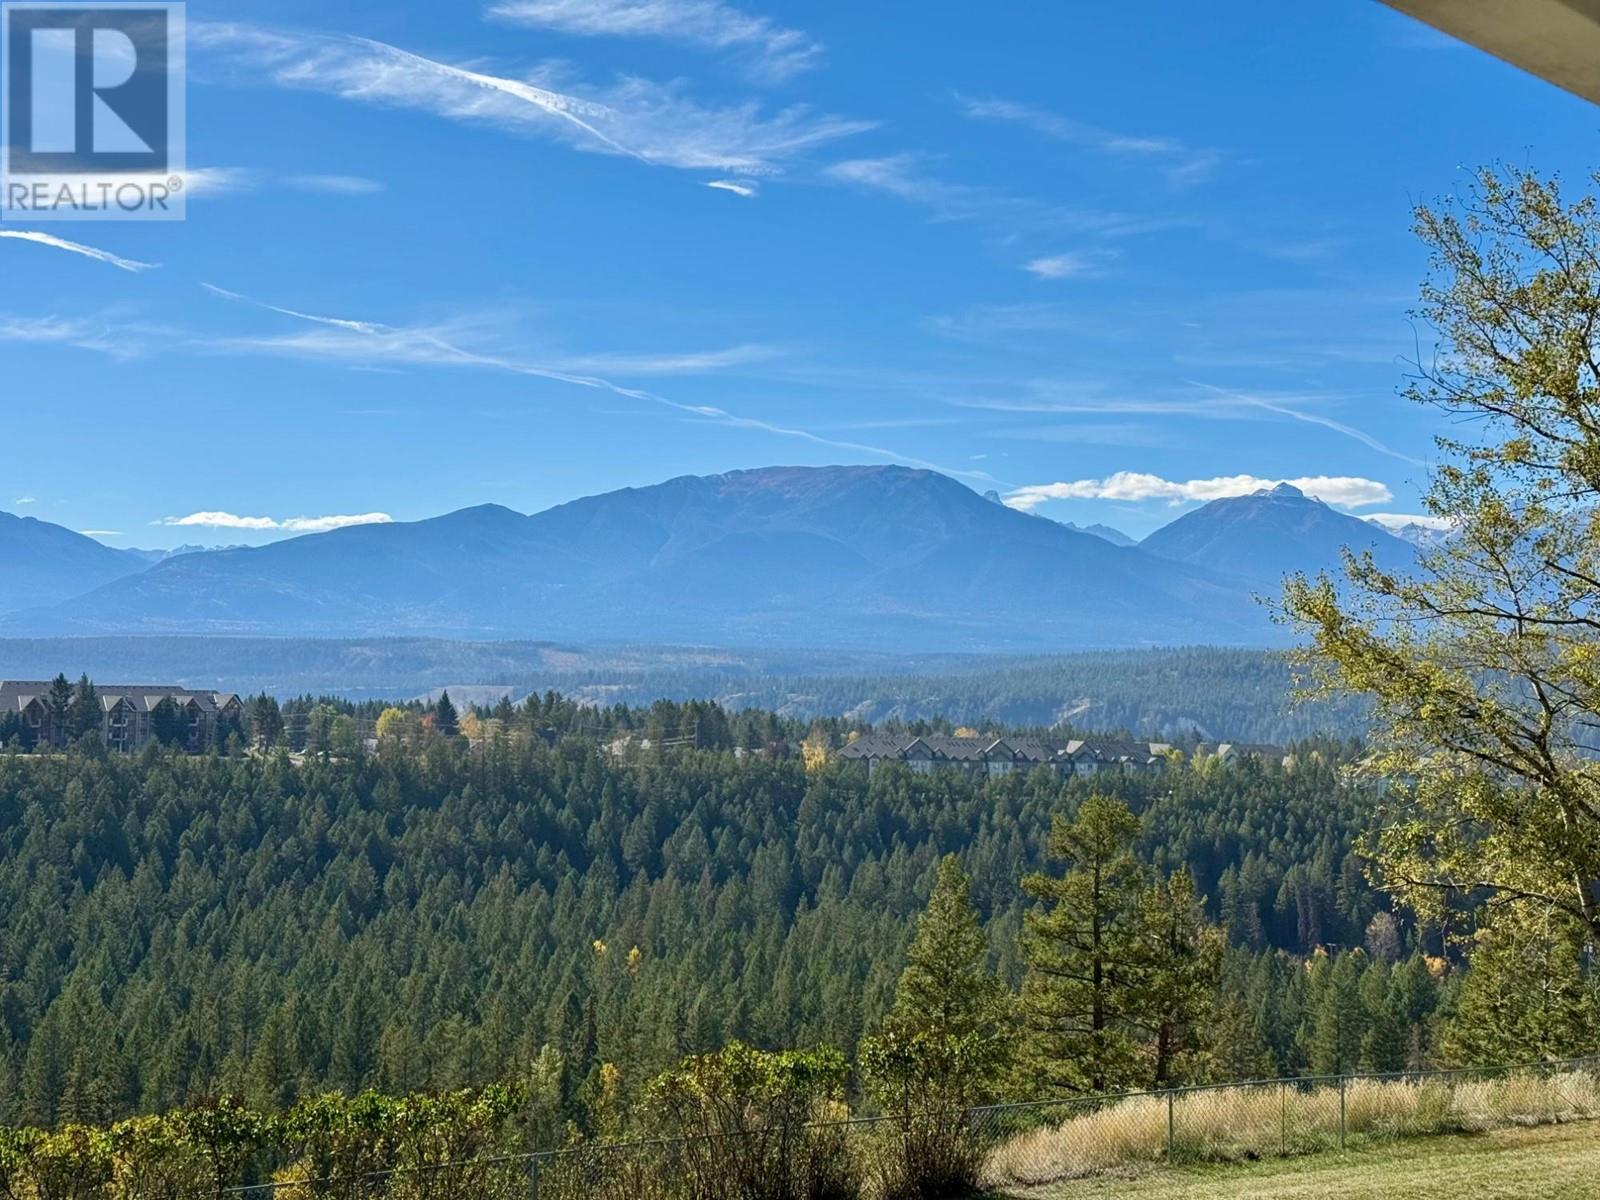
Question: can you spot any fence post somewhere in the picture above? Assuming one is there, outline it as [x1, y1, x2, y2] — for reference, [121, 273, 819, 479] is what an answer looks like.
[1338, 1074, 1346, 1151]
[1166, 1089, 1175, 1163]
[528, 1152, 542, 1199]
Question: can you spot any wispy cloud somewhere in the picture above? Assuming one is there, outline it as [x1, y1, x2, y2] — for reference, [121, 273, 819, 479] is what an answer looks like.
[0, 314, 171, 358]
[1005, 473, 1392, 511]
[80, 530, 123, 538]
[177, 167, 257, 196]
[950, 380, 1425, 469]
[13, 497, 36, 506]
[278, 172, 384, 193]
[958, 94, 1221, 187]
[160, 511, 394, 533]
[1190, 383, 1426, 467]
[1001, 422, 1171, 449]
[488, 0, 821, 82]
[0, 316, 96, 343]
[706, 178, 758, 197]
[822, 155, 995, 219]
[0, 230, 156, 272]
[198, 284, 994, 481]
[50, 166, 379, 201]
[195, 22, 868, 175]
[821, 153, 1177, 247]
[183, 166, 383, 197]
[1024, 252, 1101, 280]
[283, 173, 386, 195]
[546, 344, 780, 374]
[924, 302, 1084, 342]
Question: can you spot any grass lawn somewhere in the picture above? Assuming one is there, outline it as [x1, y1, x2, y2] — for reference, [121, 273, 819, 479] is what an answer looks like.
[1003, 1120, 1600, 1199]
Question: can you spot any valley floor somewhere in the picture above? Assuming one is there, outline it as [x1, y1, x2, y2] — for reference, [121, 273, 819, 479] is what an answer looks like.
[1003, 1120, 1600, 1199]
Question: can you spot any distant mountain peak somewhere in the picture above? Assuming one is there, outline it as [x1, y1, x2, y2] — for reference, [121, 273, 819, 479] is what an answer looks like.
[0, 510, 151, 613]
[1142, 484, 1413, 587]
[1060, 520, 1136, 548]
[982, 489, 1004, 505]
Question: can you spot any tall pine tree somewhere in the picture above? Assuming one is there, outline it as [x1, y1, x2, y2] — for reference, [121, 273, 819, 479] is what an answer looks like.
[1020, 794, 1147, 1094]
[1131, 870, 1222, 1087]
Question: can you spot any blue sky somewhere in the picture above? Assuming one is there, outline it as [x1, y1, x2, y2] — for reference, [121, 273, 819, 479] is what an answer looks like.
[4, 0, 1599, 548]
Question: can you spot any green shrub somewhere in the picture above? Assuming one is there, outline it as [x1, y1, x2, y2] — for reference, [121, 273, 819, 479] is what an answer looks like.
[647, 1043, 854, 1200]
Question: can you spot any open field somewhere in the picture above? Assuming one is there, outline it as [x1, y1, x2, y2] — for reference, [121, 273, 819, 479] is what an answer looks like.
[1005, 1120, 1600, 1199]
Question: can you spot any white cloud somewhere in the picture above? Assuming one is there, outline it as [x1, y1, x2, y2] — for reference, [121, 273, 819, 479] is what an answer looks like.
[195, 22, 868, 175]
[706, 179, 758, 197]
[958, 94, 1221, 187]
[0, 230, 156, 272]
[488, 0, 821, 81]
[80, 530, 123, 538]
[1024, 252, 1097, 280]
[14, 497, 36, 505]
[1004, 472, 1393, 511]
[160, 511, 395, 533]
[1365, 512, 1454, 532]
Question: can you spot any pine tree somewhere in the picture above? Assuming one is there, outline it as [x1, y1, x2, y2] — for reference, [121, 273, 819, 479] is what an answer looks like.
[45, 673, 73, 747]
[150, 696, 186, 747]
[1442, 905, 1600, 1065]
[862, 856, 1012, 1100]
[330, 961, 381, 1091]
[1131, 870, 1222, 1086]
[1308, 950, 1365, 1075]
[892, 857, 1008, 1033]
[1360, 964, 1408, 1073]
[860, 856, 1012, 1200]
[20, 1007, 68, 1125]
[69, 674, 101, 741]
[1020, 794, 1147, 1094]
[434, 692, 459, 738]
[249, 695, 285, 749]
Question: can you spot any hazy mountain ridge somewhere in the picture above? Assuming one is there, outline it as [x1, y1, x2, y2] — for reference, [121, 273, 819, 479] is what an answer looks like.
[0, 468, 1415, 649]
[122, 544, 248, 565]
[0, 512, 150, 614]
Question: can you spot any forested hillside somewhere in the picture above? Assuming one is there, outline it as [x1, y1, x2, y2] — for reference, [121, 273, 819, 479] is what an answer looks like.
[0, 720, 1389, 1129]
[704, 647, 1369, 739]
[0, 641, 1370, 742]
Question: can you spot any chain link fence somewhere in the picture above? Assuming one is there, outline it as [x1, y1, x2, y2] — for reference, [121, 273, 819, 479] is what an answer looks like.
[976, 1056, 1600, 1191]
[98, 1056, 1599, 1199]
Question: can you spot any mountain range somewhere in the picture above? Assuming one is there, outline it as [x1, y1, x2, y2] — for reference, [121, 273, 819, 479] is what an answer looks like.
[0, 467, 1416, 650]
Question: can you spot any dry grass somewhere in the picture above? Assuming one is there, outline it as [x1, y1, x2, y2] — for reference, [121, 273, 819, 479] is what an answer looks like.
[982, 1069, 1600, 1190]
[1003, 1120, 1600, 1199]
